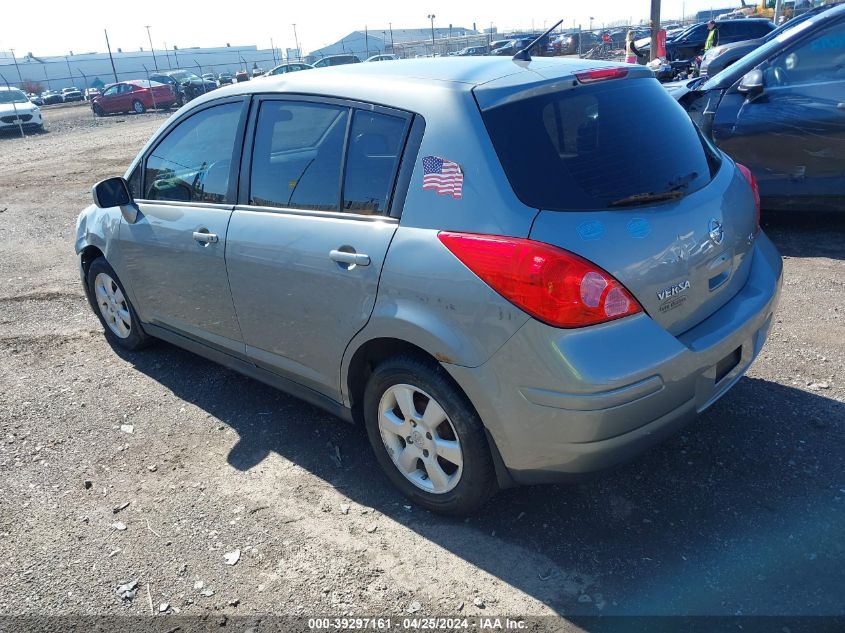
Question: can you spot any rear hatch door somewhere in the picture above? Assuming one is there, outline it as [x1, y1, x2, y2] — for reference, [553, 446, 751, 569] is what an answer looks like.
[475, 68, 758, 335]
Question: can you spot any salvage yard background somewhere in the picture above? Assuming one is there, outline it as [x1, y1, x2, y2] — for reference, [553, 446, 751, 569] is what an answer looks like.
[1, 103, 843, 620]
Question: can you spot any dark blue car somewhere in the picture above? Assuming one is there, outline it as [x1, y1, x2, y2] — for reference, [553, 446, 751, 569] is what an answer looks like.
[674, 3, 845, 212]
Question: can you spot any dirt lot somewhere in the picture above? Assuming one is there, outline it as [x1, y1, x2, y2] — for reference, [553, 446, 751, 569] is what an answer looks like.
[0, 102, 843, 627]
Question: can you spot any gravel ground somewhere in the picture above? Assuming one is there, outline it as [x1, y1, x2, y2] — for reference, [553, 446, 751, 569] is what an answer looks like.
[0, 104, 843, 625]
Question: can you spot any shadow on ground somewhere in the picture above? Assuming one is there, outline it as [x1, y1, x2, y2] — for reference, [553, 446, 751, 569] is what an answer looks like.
[118, 341, 845, 617]
[763, 209, 845, 260]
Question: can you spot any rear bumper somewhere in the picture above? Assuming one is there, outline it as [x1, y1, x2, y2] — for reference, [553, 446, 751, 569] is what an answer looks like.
[444, 233, 783, 485]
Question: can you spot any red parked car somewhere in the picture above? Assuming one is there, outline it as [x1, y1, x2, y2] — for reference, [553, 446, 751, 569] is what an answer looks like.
[91, 80, 178, 116]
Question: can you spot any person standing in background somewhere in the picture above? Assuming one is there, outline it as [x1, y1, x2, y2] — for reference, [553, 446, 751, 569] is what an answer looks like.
[625, 30, 645, 63]
[704, 20, 720, 52]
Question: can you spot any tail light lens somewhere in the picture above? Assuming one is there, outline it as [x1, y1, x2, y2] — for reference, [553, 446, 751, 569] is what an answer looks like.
[736, 163, 760, 233]
[437, 232, 642, 328]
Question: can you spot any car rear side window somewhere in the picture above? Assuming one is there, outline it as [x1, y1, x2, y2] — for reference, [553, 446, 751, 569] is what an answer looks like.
[479, 78, 715, 210]
[342, 110, 407, 214]
[249, 101, 349, 212]
[144, 102, 242, 203]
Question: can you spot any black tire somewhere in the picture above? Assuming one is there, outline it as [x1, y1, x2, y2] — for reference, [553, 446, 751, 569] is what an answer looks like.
[132, 100, 146, 114]
[86, 258, 152, 351]
[363, 356, 498, 515]
[93, 105, 104, 117]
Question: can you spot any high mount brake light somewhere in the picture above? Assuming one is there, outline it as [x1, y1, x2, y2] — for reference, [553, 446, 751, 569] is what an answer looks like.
[736, 163, 760, 233]
[574, 67, 629, 83]
[437, 232, 643, 328]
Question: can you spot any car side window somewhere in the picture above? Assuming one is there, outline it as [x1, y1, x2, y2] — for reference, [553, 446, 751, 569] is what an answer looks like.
[127, 165, 141, 199]
[103, 86, 118, 97]
[249, 101, 348, 211]
[767, 21, 845, 85]
[342, 110, 408, 214]
[144, 102, 242, 203]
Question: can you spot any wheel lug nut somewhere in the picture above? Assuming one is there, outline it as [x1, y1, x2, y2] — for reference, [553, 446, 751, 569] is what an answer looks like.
[411, 421, 417, 427]
[426, 432, 432, 440]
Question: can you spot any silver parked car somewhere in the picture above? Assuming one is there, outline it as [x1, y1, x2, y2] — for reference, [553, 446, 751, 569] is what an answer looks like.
[76, 57, 782, 515]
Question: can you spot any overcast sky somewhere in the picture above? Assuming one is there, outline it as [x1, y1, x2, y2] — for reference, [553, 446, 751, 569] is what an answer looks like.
[5, 0, 741, 57]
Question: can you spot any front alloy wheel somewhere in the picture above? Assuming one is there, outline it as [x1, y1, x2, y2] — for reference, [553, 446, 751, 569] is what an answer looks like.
[86, 257, 151, 351]
[94, 272, 132, 339]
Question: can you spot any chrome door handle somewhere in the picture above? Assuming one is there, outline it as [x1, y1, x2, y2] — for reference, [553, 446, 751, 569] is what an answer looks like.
[329, 250, 370, 266]
[193, 231, 219, 243]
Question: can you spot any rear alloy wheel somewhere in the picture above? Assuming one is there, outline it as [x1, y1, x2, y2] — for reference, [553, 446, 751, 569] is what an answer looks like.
[132, 100, 146, 114]
[363, 356, 497, 515]
[86, 258, 151, 351]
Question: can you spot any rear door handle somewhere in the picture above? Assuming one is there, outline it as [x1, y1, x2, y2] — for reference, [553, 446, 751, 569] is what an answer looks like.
[329, 250, 370, 266]
[193, 231, 219, 243]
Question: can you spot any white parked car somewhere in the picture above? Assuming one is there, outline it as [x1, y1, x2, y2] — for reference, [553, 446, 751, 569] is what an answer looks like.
[365, 54, 398, 62]
[0, 87, 43, 133]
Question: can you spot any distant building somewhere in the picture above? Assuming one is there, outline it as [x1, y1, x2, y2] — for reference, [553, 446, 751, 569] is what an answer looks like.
[0, 45, 281, 90]
[308, 27, 479, 61]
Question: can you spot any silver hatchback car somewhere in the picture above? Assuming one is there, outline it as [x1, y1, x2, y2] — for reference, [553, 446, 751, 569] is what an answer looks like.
[76, 57, 783, 515]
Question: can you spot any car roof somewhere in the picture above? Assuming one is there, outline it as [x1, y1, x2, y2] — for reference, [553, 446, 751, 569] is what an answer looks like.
[186, 57, 653, 116]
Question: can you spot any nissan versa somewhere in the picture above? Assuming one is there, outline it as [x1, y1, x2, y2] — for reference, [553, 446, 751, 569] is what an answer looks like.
[75, 57, 783, 515]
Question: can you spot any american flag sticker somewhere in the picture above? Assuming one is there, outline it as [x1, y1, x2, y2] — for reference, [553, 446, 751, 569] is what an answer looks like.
[422, 155, 464, 199]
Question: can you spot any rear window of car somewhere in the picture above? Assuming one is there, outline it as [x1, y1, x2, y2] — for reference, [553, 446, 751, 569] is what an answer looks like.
[479, 77, 718, 211]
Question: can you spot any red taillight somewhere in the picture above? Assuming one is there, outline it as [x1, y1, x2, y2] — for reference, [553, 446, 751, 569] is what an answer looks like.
[574, 67, 629, 84]
[736, 163, 760, 233]
[437, 232, 643, 328]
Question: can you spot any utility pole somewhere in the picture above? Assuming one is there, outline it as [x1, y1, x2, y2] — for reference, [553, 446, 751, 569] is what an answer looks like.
[64, 56, 72, 84]
[650, 0, 661, 60]
[270, 38, 277, 65]
[104, 29, 119, 84]
[173, 45, 180, 68]
[144, 26, 159, 70]
[163, 43, 173, 69]
[9, 50, 23, 87]
[389, 22, 395, 54]
[365, 25, 370, 59]
[292, 24, 300, 60]
[427, 14, 436, 55]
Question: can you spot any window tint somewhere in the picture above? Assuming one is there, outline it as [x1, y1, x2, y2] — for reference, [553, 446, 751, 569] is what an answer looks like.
[249, 101, 348, 211]
[103, 86, 118, 97]
[767, 21, 845, 84]
[144, 102, 242, 203]
[342, 110, 407, 214]
[480, 78, 714, 210]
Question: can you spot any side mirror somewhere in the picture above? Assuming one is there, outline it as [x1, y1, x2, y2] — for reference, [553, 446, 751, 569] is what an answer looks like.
[92, 176, 138, 223]
[737, 69, 764, 97]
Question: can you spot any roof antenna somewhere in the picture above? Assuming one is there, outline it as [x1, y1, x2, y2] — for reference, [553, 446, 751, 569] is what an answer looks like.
[513, 19, 563, 62]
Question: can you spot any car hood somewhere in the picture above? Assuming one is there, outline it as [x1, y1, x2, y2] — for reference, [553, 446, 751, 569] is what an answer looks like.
[0, 101, 37, 116]
[663, 76, 705, 101]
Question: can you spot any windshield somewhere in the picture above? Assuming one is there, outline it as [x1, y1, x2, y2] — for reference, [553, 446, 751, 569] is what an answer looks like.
[0, 89, 30, 104]
[702, 12, 822, 89]
[480, 77, 716, 211]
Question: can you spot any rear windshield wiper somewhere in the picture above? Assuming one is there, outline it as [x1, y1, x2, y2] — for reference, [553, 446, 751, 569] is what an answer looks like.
[609, 191, 685, 208]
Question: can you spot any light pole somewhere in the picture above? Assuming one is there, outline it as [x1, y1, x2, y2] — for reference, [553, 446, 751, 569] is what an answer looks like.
[163, 42, 172, 70]
[9, 49, 23, 87]
[144, 26, 159, 70]
[389, 22, 395, 54]
[292, 24, 300, 60]
[589, 16, 594, 31]
[427, 14, 436, 56]
[64, 56, 72, 84]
